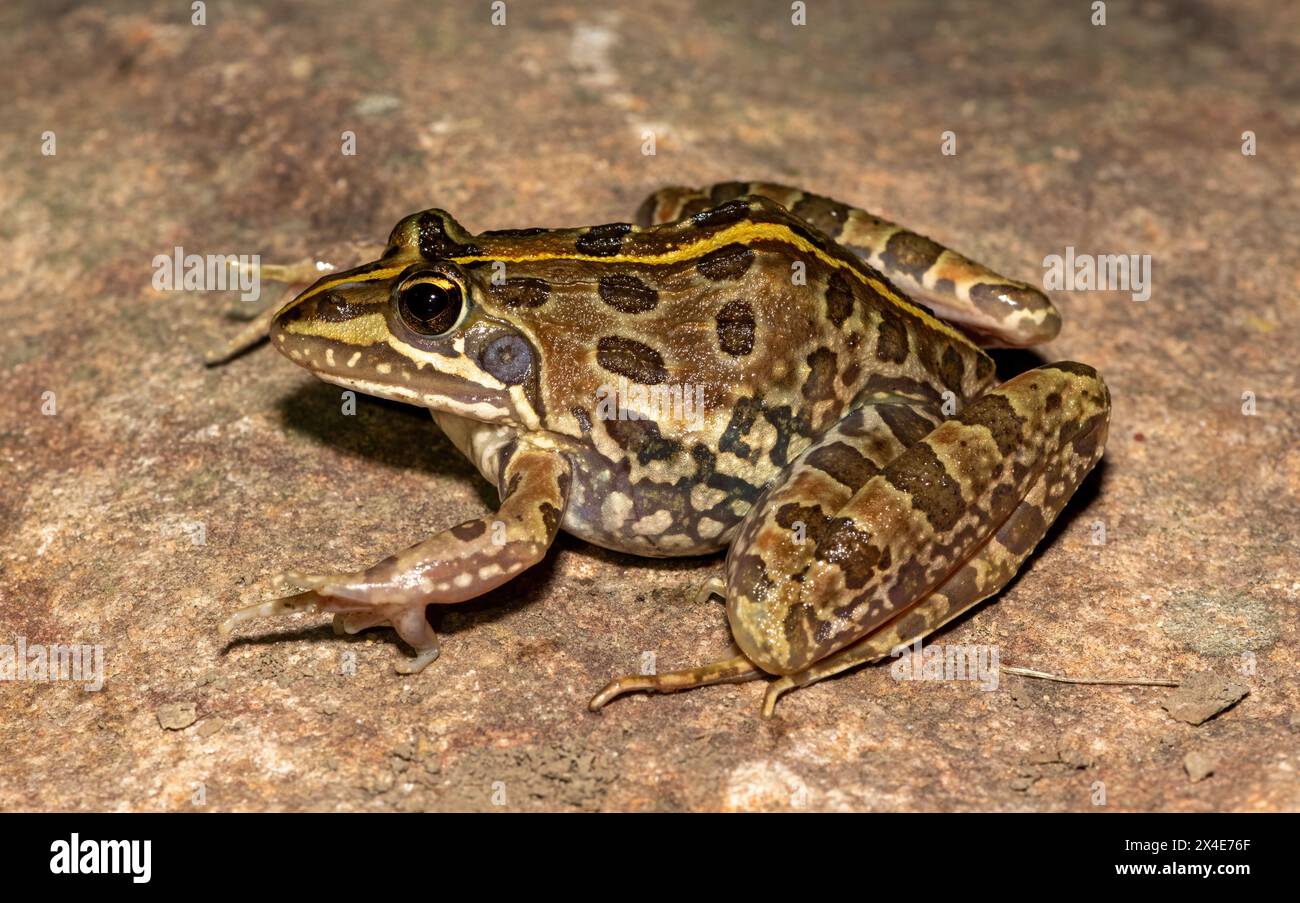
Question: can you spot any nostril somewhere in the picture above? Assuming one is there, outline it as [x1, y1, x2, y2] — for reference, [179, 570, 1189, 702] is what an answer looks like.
[274, 301, 307, 328]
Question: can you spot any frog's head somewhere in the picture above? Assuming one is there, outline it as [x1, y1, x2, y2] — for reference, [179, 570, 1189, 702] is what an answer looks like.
[270, 211, 541, 427]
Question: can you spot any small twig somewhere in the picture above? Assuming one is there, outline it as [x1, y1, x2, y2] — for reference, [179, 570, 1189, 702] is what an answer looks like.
[1000, 665, 1179, 687]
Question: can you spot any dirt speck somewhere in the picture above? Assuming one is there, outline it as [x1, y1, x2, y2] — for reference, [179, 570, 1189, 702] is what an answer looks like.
[1183, 750, 1217, 783]
[157, 702, 198, 731]
[197, 718, 224, 738]
[1162, 673, 1250, 725]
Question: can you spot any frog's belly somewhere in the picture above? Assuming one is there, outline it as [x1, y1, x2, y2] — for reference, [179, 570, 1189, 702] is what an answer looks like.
[431, 410, 766, 557]
[560, 447, 766, 558]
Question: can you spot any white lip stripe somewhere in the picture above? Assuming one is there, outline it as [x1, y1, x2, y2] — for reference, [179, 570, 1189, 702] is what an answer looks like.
[315, 373, 511, 421]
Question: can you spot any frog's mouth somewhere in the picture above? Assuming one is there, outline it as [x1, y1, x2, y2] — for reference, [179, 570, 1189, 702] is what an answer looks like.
[270, 318, 517, 423]
[315, 368, 514, 423]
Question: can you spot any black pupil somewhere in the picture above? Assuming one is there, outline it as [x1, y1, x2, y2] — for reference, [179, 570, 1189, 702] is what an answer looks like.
[401, 281, 459, 334]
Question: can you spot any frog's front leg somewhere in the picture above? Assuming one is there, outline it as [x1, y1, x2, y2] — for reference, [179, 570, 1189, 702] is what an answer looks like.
[219, 440, 571, 673]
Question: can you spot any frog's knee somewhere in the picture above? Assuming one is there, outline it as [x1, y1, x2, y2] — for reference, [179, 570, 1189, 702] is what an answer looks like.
[1048, 361, 1111, 411]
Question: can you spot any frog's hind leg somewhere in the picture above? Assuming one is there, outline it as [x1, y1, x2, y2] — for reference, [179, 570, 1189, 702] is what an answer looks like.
[639, 182, 1059, 348]
[769, 183, 1060, 347]
[204, 241, 382, 364]
[759, 461, 1083, 717]
[732, 362, 1110, 717]
[203, 258, 327, 365]
[588, 399, 944, 712]
[588, 652, 762, 711]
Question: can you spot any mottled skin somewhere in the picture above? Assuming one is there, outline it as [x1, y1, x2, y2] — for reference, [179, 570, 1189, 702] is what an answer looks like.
[214, 183, 1109, 717]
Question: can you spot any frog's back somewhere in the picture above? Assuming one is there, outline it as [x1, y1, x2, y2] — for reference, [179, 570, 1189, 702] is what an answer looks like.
[464, 196, 992, 438]
[448, 196, 993, 555]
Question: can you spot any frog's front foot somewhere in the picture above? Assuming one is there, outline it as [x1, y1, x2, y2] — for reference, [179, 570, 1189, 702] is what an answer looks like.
[217, 442, 572, 675]
[218, 570, 442, 674]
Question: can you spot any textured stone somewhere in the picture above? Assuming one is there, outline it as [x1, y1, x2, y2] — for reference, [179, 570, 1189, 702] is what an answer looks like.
[1, 0, 1296, 812]
[1162, 673, 1251, 726]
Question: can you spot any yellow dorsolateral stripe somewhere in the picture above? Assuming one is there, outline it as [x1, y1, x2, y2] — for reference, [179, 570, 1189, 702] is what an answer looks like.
[289, 220, 970, 345]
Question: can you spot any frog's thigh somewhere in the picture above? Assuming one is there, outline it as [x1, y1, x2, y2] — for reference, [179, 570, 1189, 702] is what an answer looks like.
[728, 362, 1110, 715]
[795, 186, 1061, 347]
[639, 182, 1060, 348]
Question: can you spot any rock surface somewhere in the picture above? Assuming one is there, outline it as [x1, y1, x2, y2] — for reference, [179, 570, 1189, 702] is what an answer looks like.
[1, 1, 1296, 811]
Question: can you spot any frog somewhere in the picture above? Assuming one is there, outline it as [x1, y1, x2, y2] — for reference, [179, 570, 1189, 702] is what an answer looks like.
[212, 182, 1110, 717]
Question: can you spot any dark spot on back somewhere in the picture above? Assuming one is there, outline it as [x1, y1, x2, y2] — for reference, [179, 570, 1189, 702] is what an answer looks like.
[697, 243, 755, 280]
[598, 273, 659, 313]
[716, 299, 756, 356]
[875, 307, 910, 363]
[802, 348, 838, 402]
[576, 222, 632, 257]
[490, 277, 551, 309]
[825, 271, 854, 327]
[597, 335, 668, 384]
[692, 199, 752, 229]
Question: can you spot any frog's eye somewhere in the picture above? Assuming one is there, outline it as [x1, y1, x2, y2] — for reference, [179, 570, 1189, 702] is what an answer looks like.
[396, 272, 464, 336]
